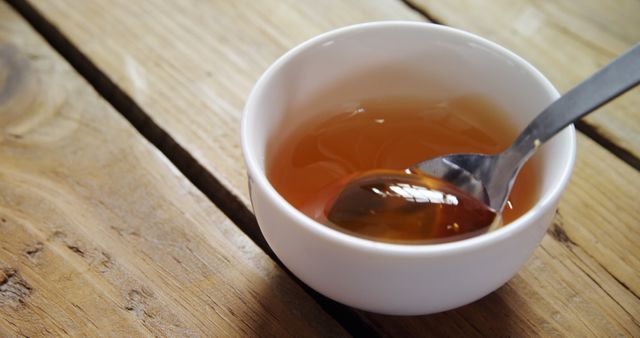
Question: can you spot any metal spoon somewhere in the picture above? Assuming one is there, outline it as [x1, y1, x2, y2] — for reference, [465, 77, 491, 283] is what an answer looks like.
[414, 43, 640, 213]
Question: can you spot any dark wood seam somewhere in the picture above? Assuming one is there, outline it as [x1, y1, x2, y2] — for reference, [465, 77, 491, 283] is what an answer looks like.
[400, 0, 443, 24]
[5, 0, 379, 336]
[575, 120, 640, 170]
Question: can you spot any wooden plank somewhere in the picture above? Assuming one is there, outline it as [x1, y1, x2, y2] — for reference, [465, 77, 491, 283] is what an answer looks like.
[0, 3, 347, 336]
[409, 0, 640, 159]
[20, 0, 640, 335]
[19, 0, 424, 207]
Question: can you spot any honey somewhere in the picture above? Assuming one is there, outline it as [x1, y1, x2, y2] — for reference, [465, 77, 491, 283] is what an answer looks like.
[267, 95, 539, 244]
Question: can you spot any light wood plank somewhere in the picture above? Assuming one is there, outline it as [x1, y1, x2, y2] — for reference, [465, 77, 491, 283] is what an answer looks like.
[23, 0, 424, 207]
[0, 3, 347, 336]
[24, 0, 640, 335]
[410, 0, 640, 158]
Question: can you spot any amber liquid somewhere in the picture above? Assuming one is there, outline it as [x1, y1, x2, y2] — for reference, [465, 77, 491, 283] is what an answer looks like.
[268, 95, 540, 244]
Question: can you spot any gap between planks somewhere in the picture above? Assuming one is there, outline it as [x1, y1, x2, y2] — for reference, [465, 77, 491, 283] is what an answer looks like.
[401, 0, 640, 171]
[4, 0, 380, 336]
[400, 0, 444, 24]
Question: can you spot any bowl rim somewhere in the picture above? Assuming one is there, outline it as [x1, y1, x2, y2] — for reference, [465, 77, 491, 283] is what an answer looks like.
[241, 21, 576, 256]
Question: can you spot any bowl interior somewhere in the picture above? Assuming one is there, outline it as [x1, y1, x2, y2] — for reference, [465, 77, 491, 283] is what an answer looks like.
[243, 22, 574, 247]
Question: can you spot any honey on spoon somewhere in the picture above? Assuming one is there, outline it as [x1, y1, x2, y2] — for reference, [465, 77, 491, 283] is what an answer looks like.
[324, 168, 498, 244]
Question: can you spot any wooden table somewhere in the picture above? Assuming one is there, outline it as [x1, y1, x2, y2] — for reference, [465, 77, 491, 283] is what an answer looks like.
[1, 0, 638, 336]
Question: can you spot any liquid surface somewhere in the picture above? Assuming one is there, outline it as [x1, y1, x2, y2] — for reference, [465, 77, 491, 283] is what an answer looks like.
[268, 95, 539, 244]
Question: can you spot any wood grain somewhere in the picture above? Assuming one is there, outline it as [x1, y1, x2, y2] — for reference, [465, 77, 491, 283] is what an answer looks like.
[21, 0, 424, 207]
[410, 0, 640, 160]
[0, 3, 347, 336]
[13, 0, 640, 335]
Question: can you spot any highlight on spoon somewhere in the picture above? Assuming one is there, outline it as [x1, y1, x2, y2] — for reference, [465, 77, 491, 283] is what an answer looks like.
[323, 169, 498, 244]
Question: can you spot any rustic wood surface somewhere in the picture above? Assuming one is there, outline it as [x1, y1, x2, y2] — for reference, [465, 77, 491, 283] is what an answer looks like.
[2, 0, 639, 336]
[0, 2, 347, 336]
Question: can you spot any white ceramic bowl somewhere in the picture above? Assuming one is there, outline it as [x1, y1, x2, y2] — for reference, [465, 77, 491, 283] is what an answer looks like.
[242, 22, 575, 315]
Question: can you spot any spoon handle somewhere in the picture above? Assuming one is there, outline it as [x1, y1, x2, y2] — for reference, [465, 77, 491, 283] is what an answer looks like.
[510, 43, 640, 161]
